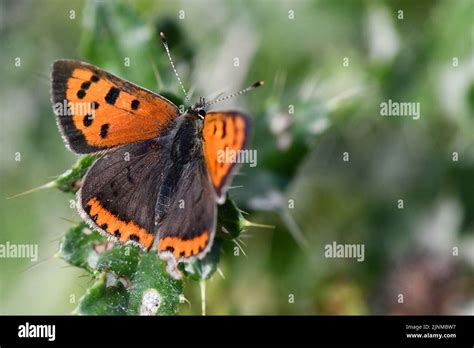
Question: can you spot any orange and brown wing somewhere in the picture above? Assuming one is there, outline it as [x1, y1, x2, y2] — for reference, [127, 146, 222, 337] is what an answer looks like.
[51, 60, 179, 153]
[202, 111, 251, 203]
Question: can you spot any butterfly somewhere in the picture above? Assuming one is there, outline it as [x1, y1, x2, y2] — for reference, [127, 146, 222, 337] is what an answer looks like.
[50, 33, 263, 278]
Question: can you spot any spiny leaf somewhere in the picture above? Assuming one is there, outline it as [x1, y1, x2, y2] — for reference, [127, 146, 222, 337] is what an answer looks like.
[217, 196, 247, 240]
[128, 252, 183, 315]
[95, 244, 141, 279]
[57, 222, 104, 272]
[59, 222, 183, 315]
[54, 155, 98, 193]
[76, 273, 129, 315]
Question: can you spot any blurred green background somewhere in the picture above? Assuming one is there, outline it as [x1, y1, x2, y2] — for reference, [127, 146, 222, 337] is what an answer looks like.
[1, 0, 473, 315]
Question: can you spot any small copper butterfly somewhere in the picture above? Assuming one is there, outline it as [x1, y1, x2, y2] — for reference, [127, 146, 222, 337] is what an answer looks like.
[51, 32, 263, 278]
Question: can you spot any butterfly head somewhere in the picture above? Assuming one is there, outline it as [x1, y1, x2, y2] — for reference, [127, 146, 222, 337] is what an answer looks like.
[189, 97, 208, 120]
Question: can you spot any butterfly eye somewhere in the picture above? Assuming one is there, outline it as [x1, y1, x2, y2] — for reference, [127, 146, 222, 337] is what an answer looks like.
[198, 109, 206, 117]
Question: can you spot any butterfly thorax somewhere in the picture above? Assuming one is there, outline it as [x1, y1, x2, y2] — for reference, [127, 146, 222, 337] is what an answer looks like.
[170, 112, 204, 165]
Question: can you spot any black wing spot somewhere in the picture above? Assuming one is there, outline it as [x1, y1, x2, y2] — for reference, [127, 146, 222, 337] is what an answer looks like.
[105, 87, 120, 105]
[100, 123, 109, 138]
[113, 230, 121, 238]
[131, 99, 140, 110]
[77, 90, 86, 99]
[84, 204, 91, 215]
[91, 101, 100, 110]
[90, 75, 100, 82]
[100, 223, 108, 231]
[221, 120, 227, 138]
[81, 81, 91, 90]
[83, 114, 93, 127]
[129, 234, 140, 242]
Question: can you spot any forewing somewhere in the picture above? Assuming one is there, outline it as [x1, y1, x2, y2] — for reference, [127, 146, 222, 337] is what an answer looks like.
[51, 60, 179, 153]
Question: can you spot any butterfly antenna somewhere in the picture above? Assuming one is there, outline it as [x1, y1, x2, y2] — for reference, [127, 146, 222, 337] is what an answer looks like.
[204, 80, 264, 107]
[159, 32, 190, 104]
